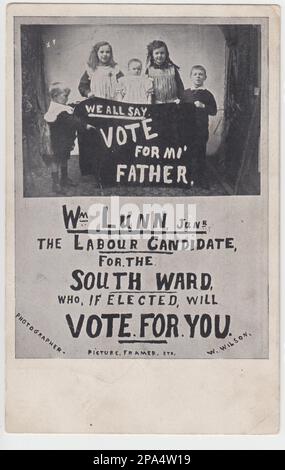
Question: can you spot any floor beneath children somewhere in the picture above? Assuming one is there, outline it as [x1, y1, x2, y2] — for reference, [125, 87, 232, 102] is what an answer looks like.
[25, 155, 229, 198]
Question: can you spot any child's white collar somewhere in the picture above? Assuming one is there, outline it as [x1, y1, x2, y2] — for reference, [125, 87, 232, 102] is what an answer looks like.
[190, 86, 206, 91]
[44, 101, 74, 123]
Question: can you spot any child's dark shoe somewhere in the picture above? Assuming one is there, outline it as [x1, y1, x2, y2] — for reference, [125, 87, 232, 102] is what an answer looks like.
[52, 171, 65, 194]
[52, 181, 66, 194]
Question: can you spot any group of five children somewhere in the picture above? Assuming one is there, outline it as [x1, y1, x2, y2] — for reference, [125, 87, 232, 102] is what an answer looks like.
[44, 40, 217, 193]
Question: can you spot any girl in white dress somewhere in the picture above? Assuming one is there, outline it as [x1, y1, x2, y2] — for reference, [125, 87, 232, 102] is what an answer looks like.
[116, 58, 153, 104]
[78, 41, 123, 100]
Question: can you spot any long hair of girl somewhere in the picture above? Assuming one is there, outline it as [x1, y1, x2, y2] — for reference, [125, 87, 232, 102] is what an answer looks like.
[87, 41, 117, 70]
[146, 40, 179, 69]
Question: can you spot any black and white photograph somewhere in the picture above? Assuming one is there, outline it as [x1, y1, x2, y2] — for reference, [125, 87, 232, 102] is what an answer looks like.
[21, 22, 262, 197]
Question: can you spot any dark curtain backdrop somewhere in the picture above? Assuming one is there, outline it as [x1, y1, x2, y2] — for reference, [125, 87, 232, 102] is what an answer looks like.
[219, 25, 261, 194]
[21, 26, 51, 194]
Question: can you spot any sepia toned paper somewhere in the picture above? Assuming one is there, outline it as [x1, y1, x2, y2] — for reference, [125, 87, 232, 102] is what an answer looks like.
[6, 3, 280, 433]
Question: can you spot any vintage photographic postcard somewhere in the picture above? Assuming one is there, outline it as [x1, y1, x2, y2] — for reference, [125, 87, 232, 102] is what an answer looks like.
[6, 3, 280, 433]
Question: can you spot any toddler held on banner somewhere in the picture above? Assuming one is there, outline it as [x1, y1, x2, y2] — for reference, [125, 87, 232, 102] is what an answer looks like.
[116, 58, 153, 104]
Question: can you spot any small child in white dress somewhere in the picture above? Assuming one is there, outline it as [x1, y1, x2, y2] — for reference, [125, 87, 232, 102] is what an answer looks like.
[116, 58, 153, 104]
